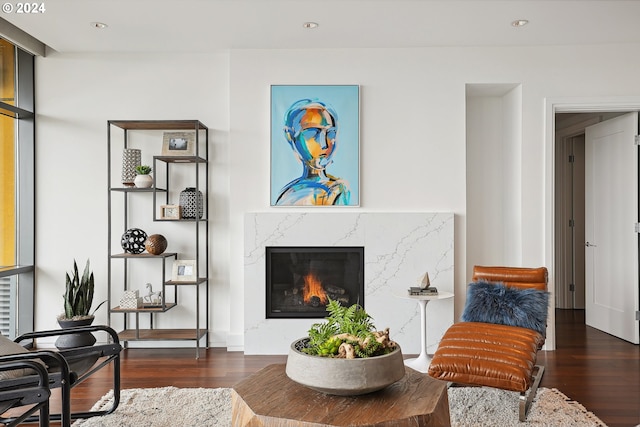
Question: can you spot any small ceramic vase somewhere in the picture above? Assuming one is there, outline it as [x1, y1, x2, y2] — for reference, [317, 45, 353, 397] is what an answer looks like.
[134, 174, 153, 188]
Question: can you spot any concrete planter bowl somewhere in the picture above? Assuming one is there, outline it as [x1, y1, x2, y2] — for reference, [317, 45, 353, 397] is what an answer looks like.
[285, 337, 406, 396]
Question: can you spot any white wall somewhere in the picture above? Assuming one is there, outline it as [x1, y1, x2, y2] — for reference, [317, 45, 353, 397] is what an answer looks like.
[466, 84, 523, 277]
[34, 52, 231, 345]
[466, 95, 506, 270]
[35, 43, 640, 350]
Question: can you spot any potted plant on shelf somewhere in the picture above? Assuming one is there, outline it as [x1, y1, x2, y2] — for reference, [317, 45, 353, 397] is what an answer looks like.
[285, 299, 405, 395]
[134, 164, 153, 188]
[56, 259, 106, 349]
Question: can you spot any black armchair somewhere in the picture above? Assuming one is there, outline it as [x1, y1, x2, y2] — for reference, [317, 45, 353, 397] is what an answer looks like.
[0, 325, 122, 427]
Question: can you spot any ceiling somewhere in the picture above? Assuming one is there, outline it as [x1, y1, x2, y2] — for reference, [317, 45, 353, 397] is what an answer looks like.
[3, 0, 640, 54]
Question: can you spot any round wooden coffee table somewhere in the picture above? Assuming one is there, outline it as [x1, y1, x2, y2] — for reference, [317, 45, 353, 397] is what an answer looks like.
[232, 364, 450, 426]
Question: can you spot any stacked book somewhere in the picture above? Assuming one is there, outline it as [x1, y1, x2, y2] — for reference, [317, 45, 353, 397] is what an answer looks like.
[408, 287, 438, 296]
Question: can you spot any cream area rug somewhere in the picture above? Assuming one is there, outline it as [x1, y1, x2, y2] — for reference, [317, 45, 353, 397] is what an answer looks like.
[72, 385, 607, 427]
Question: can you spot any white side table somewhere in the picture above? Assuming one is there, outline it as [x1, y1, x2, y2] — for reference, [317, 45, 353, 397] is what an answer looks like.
[398, 291, 454, 373]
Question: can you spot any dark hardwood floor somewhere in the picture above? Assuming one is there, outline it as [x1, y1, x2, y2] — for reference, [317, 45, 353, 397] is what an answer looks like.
[44, 309, 639, 426]
[538, 309, 640, 427]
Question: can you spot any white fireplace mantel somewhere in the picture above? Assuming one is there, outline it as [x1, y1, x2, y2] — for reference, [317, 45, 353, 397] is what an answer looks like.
[244, 212, 454, 355]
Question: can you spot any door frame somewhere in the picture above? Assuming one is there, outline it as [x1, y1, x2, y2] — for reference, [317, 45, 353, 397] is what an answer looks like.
[555, 129, 591, 309]
[545, 97, 640, 350]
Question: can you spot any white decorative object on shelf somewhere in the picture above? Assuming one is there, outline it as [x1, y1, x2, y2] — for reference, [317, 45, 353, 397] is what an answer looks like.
[134, 165, 153, 188]
[134, 174, 153, 188]
[143, 283, 162, 304]
[120, 290, 142, 309]
[172, 260, 197, 282]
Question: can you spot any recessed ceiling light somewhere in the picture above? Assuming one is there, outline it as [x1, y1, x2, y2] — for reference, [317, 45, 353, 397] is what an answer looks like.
[90, 22, 108, 29]
[303, 22, 319, 29]
[511, 19, 529, 28]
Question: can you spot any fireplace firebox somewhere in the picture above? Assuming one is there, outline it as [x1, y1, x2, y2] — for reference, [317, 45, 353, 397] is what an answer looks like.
[266, 246, 364, 318]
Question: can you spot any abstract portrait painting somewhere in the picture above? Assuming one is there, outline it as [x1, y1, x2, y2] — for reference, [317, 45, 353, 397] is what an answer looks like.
[270, 85, 360, 206]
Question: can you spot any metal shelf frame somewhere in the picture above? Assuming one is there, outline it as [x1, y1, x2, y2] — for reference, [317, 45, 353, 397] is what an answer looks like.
[107, 120, 210, 358]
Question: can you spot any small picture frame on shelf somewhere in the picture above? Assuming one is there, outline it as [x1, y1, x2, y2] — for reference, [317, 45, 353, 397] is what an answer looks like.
[160, 204, 181, 220]
[162, 132, 196, 156]
[172, 260, 197, 282]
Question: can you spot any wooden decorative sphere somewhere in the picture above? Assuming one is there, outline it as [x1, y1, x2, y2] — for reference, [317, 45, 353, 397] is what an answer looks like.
[145, 234, 168, 255]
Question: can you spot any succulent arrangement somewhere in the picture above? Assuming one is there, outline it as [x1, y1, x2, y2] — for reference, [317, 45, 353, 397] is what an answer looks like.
[135, 165, 152, 175]
[59, 259, 105, 320]
[302, 299, 398, 359]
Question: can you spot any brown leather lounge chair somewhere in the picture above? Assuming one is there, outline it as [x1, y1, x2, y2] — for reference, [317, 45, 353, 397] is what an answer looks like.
[428, 266, 549, 422]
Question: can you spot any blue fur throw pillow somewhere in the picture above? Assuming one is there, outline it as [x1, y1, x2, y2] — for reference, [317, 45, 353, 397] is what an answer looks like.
[461, 281, 550, 336]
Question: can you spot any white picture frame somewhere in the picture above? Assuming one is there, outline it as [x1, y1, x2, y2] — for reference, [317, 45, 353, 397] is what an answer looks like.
[162, 132, 196, 156]
[172, 259, 197, 282]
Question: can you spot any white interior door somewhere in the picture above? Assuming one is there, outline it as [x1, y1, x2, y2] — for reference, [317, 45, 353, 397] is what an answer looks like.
[585, 112, 640, 344]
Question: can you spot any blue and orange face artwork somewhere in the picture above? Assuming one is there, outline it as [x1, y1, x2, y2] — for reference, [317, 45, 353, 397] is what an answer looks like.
[271, 85, 359, 206]
[284, 100, 338, 170]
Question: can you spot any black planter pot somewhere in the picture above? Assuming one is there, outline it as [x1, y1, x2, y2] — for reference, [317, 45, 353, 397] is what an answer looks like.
[56, 316, 99, 375]
[55, 317, 97, 348]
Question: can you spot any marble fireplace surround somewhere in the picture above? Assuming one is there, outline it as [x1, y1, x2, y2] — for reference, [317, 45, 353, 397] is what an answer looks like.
[244, 212, 454, 355]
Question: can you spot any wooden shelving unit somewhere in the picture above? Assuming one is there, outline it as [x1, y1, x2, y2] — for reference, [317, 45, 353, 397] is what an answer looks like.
[117, 329, 207, 341]
[107, 120, 209, 358]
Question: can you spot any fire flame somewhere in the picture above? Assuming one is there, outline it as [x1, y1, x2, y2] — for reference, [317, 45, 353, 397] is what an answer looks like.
[303, 273, 328, 305]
